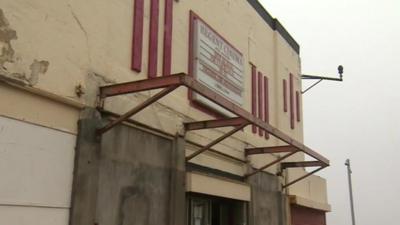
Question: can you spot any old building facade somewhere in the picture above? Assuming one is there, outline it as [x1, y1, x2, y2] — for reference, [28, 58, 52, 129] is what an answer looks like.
[0, 0, 330, 225]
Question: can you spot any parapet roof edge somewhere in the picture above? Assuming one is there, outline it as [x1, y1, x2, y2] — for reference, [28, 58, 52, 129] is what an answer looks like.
[247, 0, 300, 54]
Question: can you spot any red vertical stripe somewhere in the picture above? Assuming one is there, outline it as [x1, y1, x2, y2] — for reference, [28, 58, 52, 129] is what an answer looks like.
[264, 76, 269, 139]
[283, 79, 288, 112]
[289, 74, 295, 129]
[258, 72, 264, 136]
[251, 65, 257, 134]
[131, 0, 144, 72]
[296, 91, 301, 122]
[148, 0, 159, 78]
[162, 0, 173, 76]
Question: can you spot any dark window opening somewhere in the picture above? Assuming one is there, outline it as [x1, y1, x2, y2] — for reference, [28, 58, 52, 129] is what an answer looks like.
[187, 193, 247, 225]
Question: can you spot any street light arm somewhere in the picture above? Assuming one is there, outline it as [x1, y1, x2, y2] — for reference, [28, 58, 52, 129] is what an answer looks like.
[300, 65, 344, 94]
[301, 74, 343, 82]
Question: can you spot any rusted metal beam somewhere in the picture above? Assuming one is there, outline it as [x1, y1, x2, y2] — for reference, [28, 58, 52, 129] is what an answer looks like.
[97, 85, 179, 135]
[179, 75, 329, 165]
[100, 73, 185, 98]
[94, 73, 330, 189]
[97, 74, 329, 167]
[245, 145, 297, 156]
[244, 151, 299, 178]
[186, 122, 250, 161]
[184, 117, 247, 131]
[281, 161, 325, 169]
[282, 166, 326, 189]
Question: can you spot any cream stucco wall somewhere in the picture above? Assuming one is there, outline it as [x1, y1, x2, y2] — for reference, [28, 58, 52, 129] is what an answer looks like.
[0, 0, 328, 210]
[0, 81, 82, 134]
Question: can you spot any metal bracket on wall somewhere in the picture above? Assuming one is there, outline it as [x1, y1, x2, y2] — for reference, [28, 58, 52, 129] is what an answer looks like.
[243, 147, 326, 188]
[280, 161, 327, 189]
[301, 65, 344, 94]
[184, 118, 250, 161]
[244, 147, 299, 178]
[95, 73, 329, 187]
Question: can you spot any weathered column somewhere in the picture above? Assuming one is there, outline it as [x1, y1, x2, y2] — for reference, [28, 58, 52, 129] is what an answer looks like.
[69, 108, 102, 225]
[248, 172, 287, 225]
[169, 134, 186, 225]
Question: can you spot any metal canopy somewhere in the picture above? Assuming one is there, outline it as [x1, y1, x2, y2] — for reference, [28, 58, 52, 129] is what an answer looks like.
[97, 73, 329, 188]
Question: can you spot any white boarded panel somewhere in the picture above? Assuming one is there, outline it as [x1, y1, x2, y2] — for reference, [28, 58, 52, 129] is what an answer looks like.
[0, 116, 76, 208]
[0, 206, 69, 225]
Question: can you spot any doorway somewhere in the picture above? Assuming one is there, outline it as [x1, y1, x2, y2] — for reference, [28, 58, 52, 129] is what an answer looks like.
[188, 194, 247, 225]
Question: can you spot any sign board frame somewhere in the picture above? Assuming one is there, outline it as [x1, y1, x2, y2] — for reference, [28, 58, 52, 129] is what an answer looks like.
[188, 11, 245, 118]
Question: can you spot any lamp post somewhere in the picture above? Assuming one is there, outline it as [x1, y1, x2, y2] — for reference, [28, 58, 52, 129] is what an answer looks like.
[345, 159, 356, 225]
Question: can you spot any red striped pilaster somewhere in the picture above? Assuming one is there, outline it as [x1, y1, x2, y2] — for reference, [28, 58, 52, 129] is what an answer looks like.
[258, 72, 264, 136]
[131, 0, 144, 72]
[251, 65, 257, 134]
[264, 76, 269, 139]
[283, 79, 288, 112]
[148, 0, 160, 78]
[289, 74, 295, 129]
[296, 91, 301, 122]
[162, 0, 173, 76]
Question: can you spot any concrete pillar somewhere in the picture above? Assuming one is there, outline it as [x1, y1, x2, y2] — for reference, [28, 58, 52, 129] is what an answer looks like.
[169, 135, 186, 225]
[248, 172, 287, 225]
[69, 108, 102, 225]
[69, 108, 186, 225]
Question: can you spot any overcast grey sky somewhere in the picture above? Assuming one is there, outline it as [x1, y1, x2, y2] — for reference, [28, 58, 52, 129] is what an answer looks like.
[259, 0, 400, 225]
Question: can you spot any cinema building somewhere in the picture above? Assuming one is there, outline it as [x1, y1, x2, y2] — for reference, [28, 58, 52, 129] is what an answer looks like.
[0, 0, 331, 224]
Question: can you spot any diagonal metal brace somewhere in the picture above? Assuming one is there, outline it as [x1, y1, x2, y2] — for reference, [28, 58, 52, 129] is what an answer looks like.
[95, 73, 330, 183]
[186, 122, 250, 161]
[282, 166, 327, 189]
[96, 74, 329, 165]
[97, 85, 179, 135]
[244, 151, 299, 178]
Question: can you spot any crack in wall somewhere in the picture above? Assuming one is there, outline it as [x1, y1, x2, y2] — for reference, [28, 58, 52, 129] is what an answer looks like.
[68, 3, 91, 64]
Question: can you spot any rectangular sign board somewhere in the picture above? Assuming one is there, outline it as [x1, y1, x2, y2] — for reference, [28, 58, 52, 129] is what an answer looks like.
[191, 15, 245, 116]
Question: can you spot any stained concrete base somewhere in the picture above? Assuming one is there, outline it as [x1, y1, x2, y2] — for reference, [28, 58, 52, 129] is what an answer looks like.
[70, 109, 287, 225]
[248, 172, 287, 225]
[69, 109, 185, 225]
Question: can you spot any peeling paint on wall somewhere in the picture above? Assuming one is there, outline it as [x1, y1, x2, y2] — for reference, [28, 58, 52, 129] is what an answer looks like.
[0, 9, 49, 87]
[29, 60, 49, 85]
[0, 9, 17, 69]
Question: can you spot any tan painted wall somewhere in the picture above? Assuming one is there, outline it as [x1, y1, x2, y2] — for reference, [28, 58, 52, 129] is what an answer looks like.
[0, 82, 81, 134]
[288, 169, 330, 211]
[0, 0, 328, 208]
